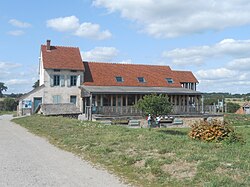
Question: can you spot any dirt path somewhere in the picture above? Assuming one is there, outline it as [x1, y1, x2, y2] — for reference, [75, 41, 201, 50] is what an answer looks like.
[0, 115, 128, 187]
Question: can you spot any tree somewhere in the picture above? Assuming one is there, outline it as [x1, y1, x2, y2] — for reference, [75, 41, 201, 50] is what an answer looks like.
[0, 82, 7, 97]
[3, 98, 17, 111]
[136, 94, 172, 116]
[227, 102, 241, 113]
[32, 80, 40, 89]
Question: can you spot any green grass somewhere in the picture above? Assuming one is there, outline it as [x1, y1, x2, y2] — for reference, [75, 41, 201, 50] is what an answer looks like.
[225, 114, 250, 126]
[13, 115, 250, 187]
[0, 110, 16, 116]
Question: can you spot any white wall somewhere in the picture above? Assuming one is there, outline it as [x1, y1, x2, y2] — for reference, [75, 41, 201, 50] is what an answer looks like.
[42, 69, 83, 109]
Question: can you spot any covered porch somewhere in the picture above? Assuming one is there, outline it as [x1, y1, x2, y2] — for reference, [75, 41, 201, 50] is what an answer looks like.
[81, 86, 203, 120]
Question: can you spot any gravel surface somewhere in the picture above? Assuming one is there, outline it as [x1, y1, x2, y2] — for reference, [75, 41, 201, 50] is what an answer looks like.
[0, 115, 128, 187]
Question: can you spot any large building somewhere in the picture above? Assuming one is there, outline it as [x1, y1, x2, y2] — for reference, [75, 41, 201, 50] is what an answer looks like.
[18, 40, 202, 117]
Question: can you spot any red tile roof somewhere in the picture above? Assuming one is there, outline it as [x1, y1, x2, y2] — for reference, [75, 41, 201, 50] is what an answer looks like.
[41, 45, 84, 71]
[83, 62, 186, 87]
[172, 70, 198, 83]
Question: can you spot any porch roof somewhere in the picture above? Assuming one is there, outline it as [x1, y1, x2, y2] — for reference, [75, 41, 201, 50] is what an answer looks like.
[81, 86, 202, 96]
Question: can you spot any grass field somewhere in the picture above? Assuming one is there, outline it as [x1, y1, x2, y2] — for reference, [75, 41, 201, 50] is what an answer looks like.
[225, 114, 250, 126]
[13, 115, 250, 187]
[225, 98, 246, 106]
[0, 111, 16, 116]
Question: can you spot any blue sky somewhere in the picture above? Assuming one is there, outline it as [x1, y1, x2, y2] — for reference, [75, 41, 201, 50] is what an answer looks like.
[1, 0, 250, 94]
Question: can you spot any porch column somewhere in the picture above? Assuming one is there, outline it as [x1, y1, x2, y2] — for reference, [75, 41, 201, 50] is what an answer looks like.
[174, 96, 177, 106]
[140, 95, 143, 100]
[182, 95, 185, 112]
[135, 95, 138, 113]
[187, 95, 190, 113]
[111, 95, 113, 113]
[198, 96, 201, 113]
[89, 94, 93, 121]
[121, 95, 123, 114]
[111, 95, 113, 106]
[84, 98, 87, 115]
[116, 95, 118, 113]
[201, 95, 204, 114]
[95, 95, 98, 106]
[100, 95, 103, 106]
[195, 96, 199, 112]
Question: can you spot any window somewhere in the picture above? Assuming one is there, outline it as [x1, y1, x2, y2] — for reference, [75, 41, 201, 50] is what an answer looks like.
[115, 76, 123, 82]
[137, 77, 145, 83]
[54, 69, 60, 72]
[71, 70, 77, 72]
[53, 75, 60, 86]
[166, 78, 174, 84]
[70, 75, 77, 86]
[70, 95, 77, 105]
[53, 95, 61, 104]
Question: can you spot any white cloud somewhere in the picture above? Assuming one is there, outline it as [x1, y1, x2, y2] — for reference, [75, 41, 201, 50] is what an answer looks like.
[9, 19, 31, 28]
[5, 79, 30, 86]
[46, 16, 80, 32]
[195, 63, 250, 93]
[161, 38, 250, 93]
[0, 61, 36, 93]
[81, 47, 119, 62]
[47, 15, 112, 40]
[228, 58, 250, 71]
[195, 68, 237, 81]
[81, 47, 132, 63]
[0, 61, 21, 79]
[7, 30, 25, 36]
[162, 39, 250, 66]
[93, 0, 250, 38]
[0, 61, 21, 69]
[75, 22, 111, 40]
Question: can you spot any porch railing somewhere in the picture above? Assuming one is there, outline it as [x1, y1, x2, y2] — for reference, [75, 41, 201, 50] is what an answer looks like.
[86, 105, 218, 116]
[93, 106, 142, 116]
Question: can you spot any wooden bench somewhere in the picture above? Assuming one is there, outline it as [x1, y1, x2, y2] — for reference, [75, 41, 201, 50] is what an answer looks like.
[128, 120, 141, 127]
[172, 118, 183, 125]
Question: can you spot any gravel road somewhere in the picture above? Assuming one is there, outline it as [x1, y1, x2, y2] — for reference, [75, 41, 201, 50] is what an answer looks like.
[0, 115, 128, 187]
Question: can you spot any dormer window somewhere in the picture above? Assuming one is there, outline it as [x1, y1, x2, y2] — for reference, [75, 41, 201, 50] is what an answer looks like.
[166, 78, 174, 84]
[115, 76, 123, 82]
[137, 77, 146, 83]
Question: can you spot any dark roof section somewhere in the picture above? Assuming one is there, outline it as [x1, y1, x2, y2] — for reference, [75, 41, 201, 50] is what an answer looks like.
[83, 62, 182, 87]
[41, 45, 84, 71]
[81, 86, 202, 95]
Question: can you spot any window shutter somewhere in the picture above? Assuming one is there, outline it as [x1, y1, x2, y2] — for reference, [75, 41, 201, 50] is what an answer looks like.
[50, 75, 54, 87]
[58, 95, 61, 103]
[60, 75, 65, 87]
[77, 75, 80, 86]
[67, 75, 70, 87]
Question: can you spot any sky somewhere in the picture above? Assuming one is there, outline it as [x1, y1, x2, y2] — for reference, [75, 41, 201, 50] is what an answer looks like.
[1, 0, 250, 94]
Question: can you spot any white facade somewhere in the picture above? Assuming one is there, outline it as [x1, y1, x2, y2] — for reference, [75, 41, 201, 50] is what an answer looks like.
[18, 58, 84, 115]
[41, 69, 83, 107]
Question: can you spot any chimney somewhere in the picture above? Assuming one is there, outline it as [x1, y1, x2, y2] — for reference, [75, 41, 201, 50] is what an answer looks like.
[46, 40, 51, 50]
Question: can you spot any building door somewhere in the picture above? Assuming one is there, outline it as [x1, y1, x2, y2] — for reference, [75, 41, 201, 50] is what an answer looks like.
[33, 97, 42, 112]
[70, 95, 77, 105]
